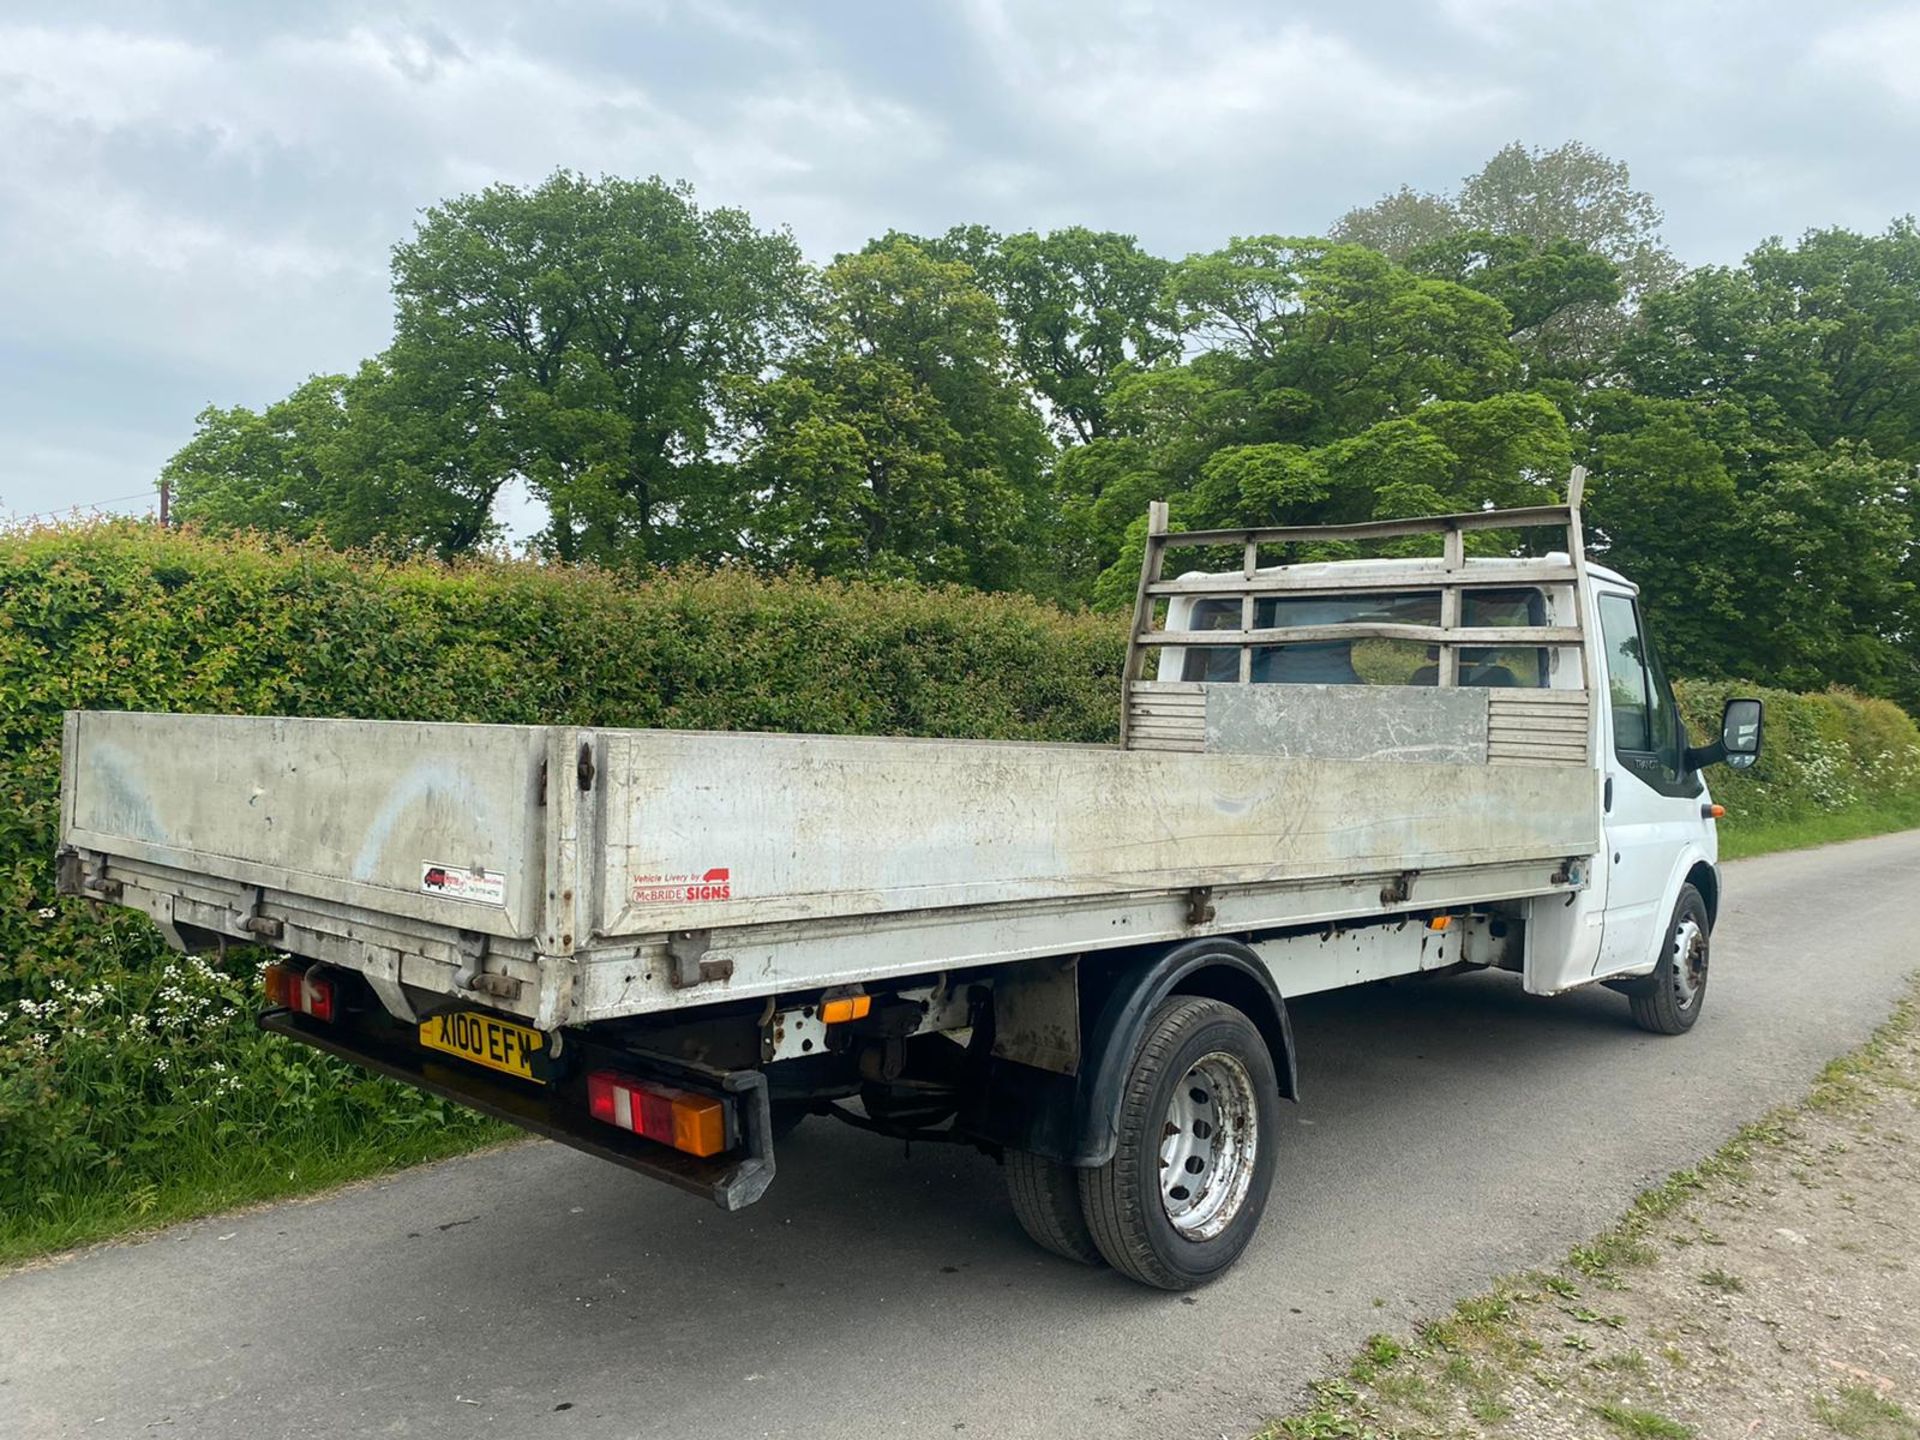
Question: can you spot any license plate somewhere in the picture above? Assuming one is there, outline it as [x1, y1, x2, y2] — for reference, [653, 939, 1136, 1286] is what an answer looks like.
[420, 1011, 545, 1083]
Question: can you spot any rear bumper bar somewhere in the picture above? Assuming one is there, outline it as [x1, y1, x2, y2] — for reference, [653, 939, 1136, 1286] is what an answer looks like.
[260, 1010, 777, 1211]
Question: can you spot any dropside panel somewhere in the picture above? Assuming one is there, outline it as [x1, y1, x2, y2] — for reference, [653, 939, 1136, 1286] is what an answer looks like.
[63, 711, 550, 941]
[589, 729, 1601, 939]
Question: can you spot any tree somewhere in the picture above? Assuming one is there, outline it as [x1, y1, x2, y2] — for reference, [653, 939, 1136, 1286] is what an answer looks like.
[166, 376, 353, 542]
[733, 238, 1053, 590]
[1328, 184, 1459, 261]
[1166, 239, 1522, 444]
[1068, 238, 1574, 605]
[1403, 231, 1621, 383]
[1621, 222, 1920, 463]
[907, 225, 1179, 444]
[1335, 143, 1680, 375]
[1579, 393, 1749, 678]
[387, 171, 809, 565]
[165, 367, 499, 555]
[1454, 142, 1681, 303]
[1735, 445, 1915, 699]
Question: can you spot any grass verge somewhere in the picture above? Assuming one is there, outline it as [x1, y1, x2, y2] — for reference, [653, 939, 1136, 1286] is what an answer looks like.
[1259, 978, 1920, 1439]
[1717, 800, 1920, 860]
[0, 1122, 517, 1268]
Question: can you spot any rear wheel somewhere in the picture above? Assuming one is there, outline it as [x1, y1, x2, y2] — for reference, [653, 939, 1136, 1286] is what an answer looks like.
[1005, 1149, 1104, 1266]
[1630, 884, 1710, 1035]
[1079, 996, 1278, 1290]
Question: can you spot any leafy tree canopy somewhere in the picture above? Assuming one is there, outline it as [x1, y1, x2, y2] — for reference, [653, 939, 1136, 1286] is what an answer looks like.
[386, 172, 810, 565]
[732, 237, 1052, 591]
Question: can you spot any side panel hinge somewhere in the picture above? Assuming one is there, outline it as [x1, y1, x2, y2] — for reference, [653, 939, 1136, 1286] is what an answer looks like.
[1380, 869, 1420, 907]
[667, 930, 735, 989]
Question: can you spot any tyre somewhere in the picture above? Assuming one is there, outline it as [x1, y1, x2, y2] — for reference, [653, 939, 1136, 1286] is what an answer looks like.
[1079, 996, 1279, 1290]
[1629, 884, 1710, 1035]
[1005, 1149, 1105, 1266]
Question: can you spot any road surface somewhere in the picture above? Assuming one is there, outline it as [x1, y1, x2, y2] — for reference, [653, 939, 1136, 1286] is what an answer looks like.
[4, 830, 1917, 1440]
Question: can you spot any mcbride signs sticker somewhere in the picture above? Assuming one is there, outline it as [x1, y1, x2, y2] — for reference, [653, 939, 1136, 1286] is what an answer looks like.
[631, 867, 733, 905]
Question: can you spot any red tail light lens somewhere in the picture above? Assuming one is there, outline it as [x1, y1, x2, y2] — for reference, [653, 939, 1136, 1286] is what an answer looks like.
[585, 1071, 727, 1157]
[265, 962, 334, 1022]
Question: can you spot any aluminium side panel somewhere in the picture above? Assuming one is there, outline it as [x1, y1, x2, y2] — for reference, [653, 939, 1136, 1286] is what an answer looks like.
[62, 711, 550, 942]
[587, 729, 1599, 942]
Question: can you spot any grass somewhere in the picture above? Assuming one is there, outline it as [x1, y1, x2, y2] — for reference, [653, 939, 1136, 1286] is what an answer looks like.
[0, 1123, 517, 1267]
[1590, 1401, 1695, 1438]
[1716, 800, 1920, 860]
[1812, 1384, 1919, 1439]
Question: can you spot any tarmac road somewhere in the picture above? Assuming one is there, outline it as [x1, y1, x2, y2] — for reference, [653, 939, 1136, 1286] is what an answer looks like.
[4, 830, 1917, 1440]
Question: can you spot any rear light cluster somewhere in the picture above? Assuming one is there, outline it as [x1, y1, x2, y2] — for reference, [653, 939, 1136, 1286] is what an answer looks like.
[264, 962, 335, 1022]
[586, 1072, 727, 1158]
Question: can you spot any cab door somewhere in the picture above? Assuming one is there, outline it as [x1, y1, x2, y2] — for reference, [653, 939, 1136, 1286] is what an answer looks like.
[1593, 590, 1704, 978]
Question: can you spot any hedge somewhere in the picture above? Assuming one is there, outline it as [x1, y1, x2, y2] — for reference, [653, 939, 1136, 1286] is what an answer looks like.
[1675, 678, 1920, 843]
[2, 522, 1915, 1253]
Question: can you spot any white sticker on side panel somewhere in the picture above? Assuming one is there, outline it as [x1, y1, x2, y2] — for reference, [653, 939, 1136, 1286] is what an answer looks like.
[421, 863, 506, 906]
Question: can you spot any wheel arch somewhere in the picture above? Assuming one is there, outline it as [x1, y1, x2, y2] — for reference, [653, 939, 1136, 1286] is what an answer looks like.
[1070, 937, 1297, 1167]
[1686, 859, 1720, 929]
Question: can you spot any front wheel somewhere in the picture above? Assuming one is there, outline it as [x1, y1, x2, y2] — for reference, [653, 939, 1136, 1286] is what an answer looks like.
[1079, 996, 1278, 1290]
[1630, 884, 1710, 1035]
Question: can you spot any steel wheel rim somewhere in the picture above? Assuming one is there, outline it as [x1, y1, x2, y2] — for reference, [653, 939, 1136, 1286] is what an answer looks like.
[1158, 1051, 1259, 1241]
[1671, 916, 1707, 1009]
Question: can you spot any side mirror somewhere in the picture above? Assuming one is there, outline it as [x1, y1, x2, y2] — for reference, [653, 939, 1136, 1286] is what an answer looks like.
[1720, 697, 1763, 769]
[1684, 697, 1764, 773]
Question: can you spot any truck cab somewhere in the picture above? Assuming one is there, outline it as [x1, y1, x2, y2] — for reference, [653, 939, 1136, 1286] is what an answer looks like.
[1129, 480, 1762, 1029]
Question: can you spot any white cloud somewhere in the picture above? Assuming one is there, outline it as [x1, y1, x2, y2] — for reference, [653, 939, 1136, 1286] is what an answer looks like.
[956, 0, 1513, 168]
[0, 9, 947, 514]
[1813, 6, 1920, 107]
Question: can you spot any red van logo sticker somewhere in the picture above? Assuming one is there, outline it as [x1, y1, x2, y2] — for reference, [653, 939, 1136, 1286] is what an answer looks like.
[421, 863, 506, 906]
[631, 867, 733, 905]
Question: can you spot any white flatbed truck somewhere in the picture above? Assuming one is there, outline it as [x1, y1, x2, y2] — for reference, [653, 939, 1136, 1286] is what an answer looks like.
[57, 480, 1763, 1288]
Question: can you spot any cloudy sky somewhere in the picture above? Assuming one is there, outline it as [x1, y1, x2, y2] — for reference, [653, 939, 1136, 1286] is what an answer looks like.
[3, 0, 1917, 524]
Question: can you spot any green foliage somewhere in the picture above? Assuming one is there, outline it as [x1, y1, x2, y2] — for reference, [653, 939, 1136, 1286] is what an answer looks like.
[150, 153, 1920, 714]
[0, 944, 505, 1260]
[1812, 1383, 1919, 1439]
[388, 172, 809, 565]
[732, 237, 1053, 592]
[167, 365, 504, 558]
[169, 172, 811, 568]
[0, 522, 1123, 1248]
[1622, 221, 1920, 463]
[918, 224, 1180, 443]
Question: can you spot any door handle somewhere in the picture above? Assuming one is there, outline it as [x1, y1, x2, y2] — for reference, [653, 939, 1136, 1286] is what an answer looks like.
[1604, 775, 1614, 812]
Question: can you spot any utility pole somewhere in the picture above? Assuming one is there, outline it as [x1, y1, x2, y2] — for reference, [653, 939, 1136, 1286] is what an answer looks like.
[158, 479, 170, 528]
